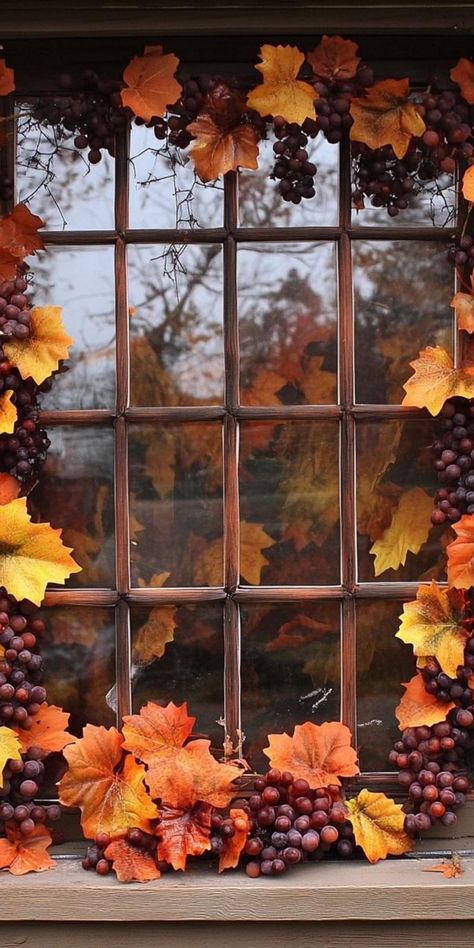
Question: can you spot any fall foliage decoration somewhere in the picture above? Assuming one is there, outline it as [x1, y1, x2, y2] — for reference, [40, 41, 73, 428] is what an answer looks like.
[307, 35, 360, 82]
[349, 78, 425, 159]
[121, 45, 182, 122]
[187, 114, 259, 182]
[263, 721, 360, 788]
[345, 790, 412, 864]
[247, 45, 316, 125]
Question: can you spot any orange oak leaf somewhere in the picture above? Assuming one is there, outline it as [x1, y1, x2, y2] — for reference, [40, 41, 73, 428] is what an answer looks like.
[133, 605, 176, 666]
[396, 673, 455, 730]
[157, 803, 212, 871]
[462, 164, 474, 203]
[402, 346, 474, 415]
[7, 204, 44, 257]
[218, 808, 250, 872]
[307, 35, 360, 81]
[450, 58, 474, 104]
[447, 514, 474, 590]
[263, 721, 359, 789]
[0, 59, 15, 96]
[0, 824, 54, 875]
[247, 45, 316, 124]
[451, 283, 474, 333]
[59, 725, 159, 840]
[0, 726, 21, 786]
[424, 855, 463, 878]
[265, 613, 332, 653]
[4, 306, 73, 386]
[188, 114, 259, 182]
[346, 790, 413, 863]
[0, 390, 17, 434]
[14, 703, 75, 755]
[370, 487, 433, 576]
[396, 582, 468, 679]
[0, 473, 19, 505]
[121, 46, 182, 122]
[350, 78, 425, 159]
[0, 497, 81, 606]
[104, 837, 161, 883]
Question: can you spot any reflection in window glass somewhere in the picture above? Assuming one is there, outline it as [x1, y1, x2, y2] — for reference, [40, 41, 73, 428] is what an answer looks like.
[238, 243, 337, 405]
[354, 240, 453, 404]
[241, 602, 340, 770]
[351, 170, 456, 228]
[129, 244, 224, 406]
[129, 423, 223, 587]
[239, 421, 340, 585]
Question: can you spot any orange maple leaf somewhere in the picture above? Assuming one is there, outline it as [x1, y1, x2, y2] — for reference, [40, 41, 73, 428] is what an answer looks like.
[59, 725, 160, 840]
[307, 35, 360, 81]
[247, 45, 316, 124]
[402, 346, 474, 416]
[462, 165, 474, 203]
[447, 514, 474, 591]
[122, 701, 195, 762]
[0, 472, 19, 505]
[157, 803, 212, 871]
[0, 59, 15, 96]
[346, 790, 413, 863]
[104, 837, 161, 883]
[451, 280, 474, 333]
[424, 855, 463, 878]
[7, 204, 44, 257]
[396, 673, 455, 730]
[396, 582, 468, 679]
[350, 78, 425, 159]
[4, 306, 73, 386]
[121, 45, 182, 122]
[14, 703, 75, 755]
[263, 721, 359, 789]
[0, 247, 21, 281]
[218, 808, 250, 872]
[0, 824, 54, 875]
[188, 114, 259, 182]
[0, 390, 17, 435]
[450, 58, 474, 104]
[193, 521, 275, 587]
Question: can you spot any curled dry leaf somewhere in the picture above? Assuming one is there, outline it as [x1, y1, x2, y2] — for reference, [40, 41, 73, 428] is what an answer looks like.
[218, 808, 250, 872]
[0, 824, 54, 875]
[369, 487, 433, 576]
[0, 390, 17, 434]
[14, 703, 75, 755]
[346, 789, 413, 863]
[4, 306, 73, 386]
[0, 726, 21, 786]
[59, 725, 159, 840]
[188, 114, 259, 182]
[247, 44, 316, 124]
[104, 837, 161, 883]
[133, 605, 176, 666]
[263, 720, 359, 789]
[157, 803, 212, 871]
[462, 164, 474, 203]
[0, 473, 20, 505]
[396, 672, 455, 730]
[307, 35, 360, 81]
[450, 58, 474, 105]
[402, 345, 474, 416]
[350, 78, 425, 159]
[447, 514, 474, 590]
[121, 45, 182, 122]
[396, 582, 468, 679]
[424, 854, 463, 878]
[0, 59, 15, 96]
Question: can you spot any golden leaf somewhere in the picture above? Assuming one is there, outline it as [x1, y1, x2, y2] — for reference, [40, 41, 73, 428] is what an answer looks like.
[4, 306, 73, 385]
[350, 78, 425, 159]
[346, 789, 412, 863]
[133, 605, 177, 665]
[188, 114, 259, 182]
[451, 288, 474, 334]
[370, 487, 433, 576]
[396, 673, 455, 730]
[247, 44, 316, 124]
[447, 514, 474, 590]
[396, 582, 468, 679]
[0, 726, 21, 786]
[193, 521, 274, 586]
[121, 46, 182, 122]
[450, 58, 474, 105]
[0, 390, 17, 435]
[402, 346, 474, 416]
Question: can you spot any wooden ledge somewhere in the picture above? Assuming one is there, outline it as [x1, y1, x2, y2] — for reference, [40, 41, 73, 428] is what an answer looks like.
[1, 855, 473, 922]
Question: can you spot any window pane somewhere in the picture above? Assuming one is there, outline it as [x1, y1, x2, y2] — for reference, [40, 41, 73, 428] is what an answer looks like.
[356, 419, 442, 582]
[131, 603, 224, 747]
[354, 240, 454, 404]
[17, 100, 115, 230]
[31, 426, 115, 587]
[241, 601, 341, 770]
[32, 245, 115, 409]
[238, 243, 337, 405]
[129, 124, 223, 229]
[239, 421, 340, 585]
[129, 422, 223, 587]
[238, 137, 338, 227]
[356, 599, 413, 771]
[129, 244, 224, 406]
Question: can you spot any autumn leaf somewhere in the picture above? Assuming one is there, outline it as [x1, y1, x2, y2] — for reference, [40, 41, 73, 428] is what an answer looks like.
[346, 789, 413, 863]
[369, 487, 433, 576]
[263, 720, 359, 789]
[193, 521, 275, 586]
[0, 390, 16, 435]
[241, 368, 286, 406]
[307, 35, 360, 81]
[219, 808, 250, 872]
[0, 497, 81, 606]
[396, 673, 455, 730]
[104, 837, 161, 883]
[0, 473, 19, 505]
[121, 46, 182, 122]
[424, 854, 463, 878]
[266, 613, 332, 653]
[0, 247, 21, 282]
[4, 306, 73, 386]
[14, 703, 75, 755]
[188, 114, 259, 182]
[133, 605, 176, 665]
[0, 824, 54, 875]
[0, 726, 21, 786]
[350, 78, 425, 159]
[396, 582, 468, 679]
[122, 700, 195, 765]
[59, 725, 159, 840]
[0, 59, 15, 96]
[247, 45, 316, 124]
[447, 514, 474, 590]
[451, 285, 474, 333]
[157, 803, 212, 871]
[7, 204, 44, 257]
[402, 346, 474, 416]
[450, 58, 474, 104]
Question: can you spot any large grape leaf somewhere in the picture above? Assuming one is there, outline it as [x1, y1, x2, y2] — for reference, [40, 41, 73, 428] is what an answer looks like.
[247, 44, 316, 124]
[396, 582, 468, 679]
[263, 721, 359, 788]
[188, 114, 259, 182]
[104, 837, 161, 883]
[369, 487, 433, 576]
[346, 790, 412, 863]
[156, 803, 212, 871]
[121, 45, 182, 122]
[0, 824, 54, 875]
[350, 78, 425, 159]
[402, 345, 474, 416]
[4, 306, 73, 386]
[396, 673, 455, 730]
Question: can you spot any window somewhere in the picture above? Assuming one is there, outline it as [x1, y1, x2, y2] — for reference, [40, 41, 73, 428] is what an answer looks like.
[4, 36, 464, 814]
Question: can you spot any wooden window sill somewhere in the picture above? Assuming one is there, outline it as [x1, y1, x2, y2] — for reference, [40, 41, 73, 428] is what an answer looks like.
[2, 854, 473, 922]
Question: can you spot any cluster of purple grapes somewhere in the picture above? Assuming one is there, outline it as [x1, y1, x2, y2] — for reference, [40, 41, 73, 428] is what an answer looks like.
[0, 273, 32, 339]
[271, 117, 318, 204]
[0, 747, 61, 836]
[313, 63, 374, 144]
[421, 635, 474, 705]
[431, 398, 474, 526]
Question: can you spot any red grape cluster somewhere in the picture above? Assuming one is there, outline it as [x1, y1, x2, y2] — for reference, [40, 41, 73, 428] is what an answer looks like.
[210, 810, 244, 855]
[0, 273, 32, 339]
[431, 398, 474, 526]
[352, 143, 418, 216]
[271, 117, 318, 204]
[0, 597, 46, 729]
[165, 76, 213, 148]
[0, 344, 52, 482]
[0, 747, 61, 836]
[82, 827, 166, 876]
[313, 64, 374, 145]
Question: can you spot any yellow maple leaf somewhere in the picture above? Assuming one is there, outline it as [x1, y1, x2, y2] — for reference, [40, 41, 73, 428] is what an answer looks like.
[0, 497, 81, 606]
[193, 521, 274, 586]
[369, 487, 433, 576]
[402, 346, 474, 416]
[4, 307, 73, 385]
[350, 78, 425, 159]
[396, 582, 468, 679]
[346, 789, 413, 863]
[247, 44, 316, 124]
[0, 726, 21, 787]
[0, 390, 17, 435]
[133, 605, 177, 665]
[451, 289, 474, 334]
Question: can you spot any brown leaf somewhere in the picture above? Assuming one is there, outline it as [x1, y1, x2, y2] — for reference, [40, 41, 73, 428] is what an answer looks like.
[307, 35, 360, 81]
[121, 46, 182, 122]
[424, 854, 463, 878]
[188, 114, 259, 182]
[104, 837, 161, 883]
[350, 78, 425, 159]
[265, 613, 332, 653]
[156, 803, 212, 871]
